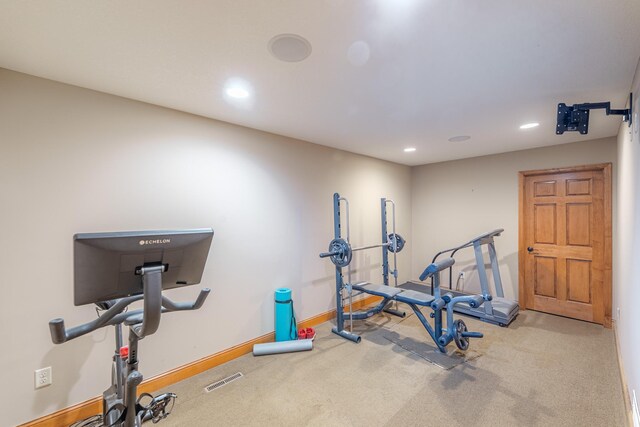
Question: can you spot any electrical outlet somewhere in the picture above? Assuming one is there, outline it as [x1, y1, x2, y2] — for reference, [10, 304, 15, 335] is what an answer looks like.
[35, 367, 52, 389]
[617, 307, 621, 320]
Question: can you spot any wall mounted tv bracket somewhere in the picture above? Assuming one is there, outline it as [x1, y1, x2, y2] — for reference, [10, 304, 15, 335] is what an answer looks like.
[556, 93, 632, 135]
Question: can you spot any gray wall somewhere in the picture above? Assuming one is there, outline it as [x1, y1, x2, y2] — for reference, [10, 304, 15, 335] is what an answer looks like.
[410, 138, 617, 300]
[0, 68, 412, 426]
[614, 59, 640, 417]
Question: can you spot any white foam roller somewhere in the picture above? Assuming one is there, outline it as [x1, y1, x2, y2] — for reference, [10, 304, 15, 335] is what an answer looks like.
[252, 339, 313, 356]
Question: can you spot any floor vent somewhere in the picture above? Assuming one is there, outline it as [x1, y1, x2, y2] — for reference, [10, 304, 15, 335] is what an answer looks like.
[204, 372, 243, 393]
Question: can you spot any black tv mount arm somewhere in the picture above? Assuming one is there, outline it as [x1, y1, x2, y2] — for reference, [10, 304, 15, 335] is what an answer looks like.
[556, 92, 632, 135]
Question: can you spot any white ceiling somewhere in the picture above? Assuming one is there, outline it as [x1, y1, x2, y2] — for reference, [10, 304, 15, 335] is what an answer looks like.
[1, 1, 639, 166]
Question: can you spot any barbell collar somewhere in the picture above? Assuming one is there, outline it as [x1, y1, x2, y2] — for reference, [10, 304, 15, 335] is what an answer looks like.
[319, 251, 339, 258]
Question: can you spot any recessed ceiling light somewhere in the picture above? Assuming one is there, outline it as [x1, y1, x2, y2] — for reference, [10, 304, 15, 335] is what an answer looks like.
[404, 147, 416, 152]
[448, 135, 471, 143]
[225, 87, 249, 99]
[520, 122, 539, 129]
[268, 34, 312, 62]
[223, 78, 254, 109]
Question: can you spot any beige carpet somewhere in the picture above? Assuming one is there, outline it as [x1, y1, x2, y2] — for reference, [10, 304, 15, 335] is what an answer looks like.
[373, 315, 483, 369]
[158, 310, 626, 426]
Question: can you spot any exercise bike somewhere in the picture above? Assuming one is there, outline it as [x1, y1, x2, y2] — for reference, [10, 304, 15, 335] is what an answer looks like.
[55, 289, 209, 427]
[49, 229, 214, 427]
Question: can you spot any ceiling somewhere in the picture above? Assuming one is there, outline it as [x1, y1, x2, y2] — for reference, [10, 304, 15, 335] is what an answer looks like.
[1, 0, 639, 166]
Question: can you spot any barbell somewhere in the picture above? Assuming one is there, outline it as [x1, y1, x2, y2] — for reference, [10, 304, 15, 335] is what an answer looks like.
[319, 233, 406, 267]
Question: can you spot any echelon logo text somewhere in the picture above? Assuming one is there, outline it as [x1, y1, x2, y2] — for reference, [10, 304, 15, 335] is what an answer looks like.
[139, 239, 171, 246]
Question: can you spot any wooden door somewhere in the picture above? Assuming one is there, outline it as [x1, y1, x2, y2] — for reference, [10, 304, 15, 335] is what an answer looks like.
[519, 165, 612, 326]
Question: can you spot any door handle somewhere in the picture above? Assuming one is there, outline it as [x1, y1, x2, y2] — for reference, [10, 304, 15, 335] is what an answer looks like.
[527, 246, 534, 253]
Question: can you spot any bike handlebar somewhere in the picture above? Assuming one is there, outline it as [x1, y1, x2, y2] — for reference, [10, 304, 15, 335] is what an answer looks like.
[49, 288, 211, 344]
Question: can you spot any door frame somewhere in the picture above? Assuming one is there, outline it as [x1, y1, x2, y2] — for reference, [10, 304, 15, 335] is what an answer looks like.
[518, 163, 612, 327]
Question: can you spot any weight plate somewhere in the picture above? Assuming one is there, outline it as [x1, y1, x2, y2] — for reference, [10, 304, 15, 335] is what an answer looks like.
[387, 233, 405, 253]
[328, 238, 352, 268]
[453, 319, 469, 351]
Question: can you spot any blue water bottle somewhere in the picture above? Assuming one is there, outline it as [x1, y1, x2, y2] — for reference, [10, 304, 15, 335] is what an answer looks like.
[275, 288, 297, 341]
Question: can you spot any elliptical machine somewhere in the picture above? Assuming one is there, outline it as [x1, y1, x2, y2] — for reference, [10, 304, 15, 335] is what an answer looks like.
[49, 229, 214, 427]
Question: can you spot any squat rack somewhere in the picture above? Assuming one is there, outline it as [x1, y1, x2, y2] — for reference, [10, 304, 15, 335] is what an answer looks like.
[320, 193, 484, 351]
[324, 192, 405, 342]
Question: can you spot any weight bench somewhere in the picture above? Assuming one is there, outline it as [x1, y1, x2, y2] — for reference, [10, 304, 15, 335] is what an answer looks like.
[351, 283, 435, 307]
[348, 258, 485, 352]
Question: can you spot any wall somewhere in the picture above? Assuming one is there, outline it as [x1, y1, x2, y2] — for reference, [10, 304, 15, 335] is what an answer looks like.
[614, 58, 640, 419]
[0, 68, 412, 426]
[410, 137, 617, 300]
